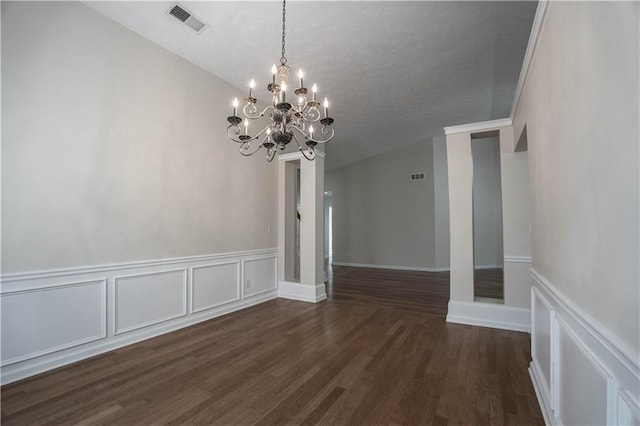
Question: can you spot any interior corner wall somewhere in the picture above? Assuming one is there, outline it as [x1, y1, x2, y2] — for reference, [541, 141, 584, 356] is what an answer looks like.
[1, 1, 278, 273]
[433, 136, 450, 270]
[511, 1, 639, 355]
[325, 140, 437, 270]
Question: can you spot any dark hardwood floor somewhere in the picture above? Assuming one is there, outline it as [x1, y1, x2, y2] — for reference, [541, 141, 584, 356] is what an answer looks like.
[328, 266, 451, 315]
[1, 266, 542, 425]
[474, 268, 504, 300]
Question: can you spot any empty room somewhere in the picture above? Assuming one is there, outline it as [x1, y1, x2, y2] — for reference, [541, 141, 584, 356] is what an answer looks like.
[1, 1, 638, 425]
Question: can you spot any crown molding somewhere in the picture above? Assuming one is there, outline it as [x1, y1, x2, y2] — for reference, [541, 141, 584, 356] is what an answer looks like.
[510, 0, 549, 121]
[443, 118, 512, 136]
[278, 150, 325, 161]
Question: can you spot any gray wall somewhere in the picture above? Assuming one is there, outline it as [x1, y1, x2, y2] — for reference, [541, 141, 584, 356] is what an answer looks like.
[325, 139, 439, 269]
[471, 137, 504, 268]
[2, 1, 278, 273]
[433, 136, 450, 270]
[512, 1, 639, 352]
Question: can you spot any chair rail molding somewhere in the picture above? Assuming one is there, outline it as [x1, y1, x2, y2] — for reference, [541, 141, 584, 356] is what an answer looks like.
[0, 248, 279, 385]
[529, 268, 640, 425]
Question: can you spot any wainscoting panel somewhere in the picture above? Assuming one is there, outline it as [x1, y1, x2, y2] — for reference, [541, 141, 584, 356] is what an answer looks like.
[114, 269, 188, 335]
[243, 256, 278, 298]
[529, 268, 640, 425]
[531, 287, 552, 399]
[0, 280, 106, 366]
[557, 317, 611, 425]
[0, 248, 278, 385]
[191, 262, 240, 313]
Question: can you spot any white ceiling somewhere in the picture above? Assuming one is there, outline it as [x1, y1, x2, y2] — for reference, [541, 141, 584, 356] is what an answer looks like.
[86, 1, 537, 170]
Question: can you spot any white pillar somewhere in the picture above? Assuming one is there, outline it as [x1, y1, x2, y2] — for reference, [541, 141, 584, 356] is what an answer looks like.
[277, 151, 327, 303]
[446, 132, 475, 303]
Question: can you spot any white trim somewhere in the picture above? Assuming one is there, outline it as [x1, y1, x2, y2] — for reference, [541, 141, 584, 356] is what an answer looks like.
[529, 361, 555, 426]
[443, 118, 512, 136]
[113, 268, 188, 335]
[446, 300, 531, 332]
[0, 290, 277, 385]
[0, 279, 108, 366]
[331, 261, 449, 272]
[474, 264, 504, 270]
[190, 261, 241, 314]
[530, 268, 639, 377]
[0, 248, 279, 385]
[0, 248, 278, 284]
[243, 255, 279, 298]
[530, 268, 640, 425]
[278, 281, 327, 303]
[278, 151, 325, 162]
[510, 0, 549, 121]
[504, 256, 532, 263]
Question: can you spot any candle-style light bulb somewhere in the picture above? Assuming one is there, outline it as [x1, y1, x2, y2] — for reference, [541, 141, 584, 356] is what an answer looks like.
[281, 82, 287, 103]
[309, 125, 314, 136]
[271, 65, 277, 84]
[312, 83, 318, 101]
[323, 98, 329, 118]
[298, 69, 304, 89]
[232, 98, 238, 116]
[243, 118, 249, 135]
[249, 79, 255, 97]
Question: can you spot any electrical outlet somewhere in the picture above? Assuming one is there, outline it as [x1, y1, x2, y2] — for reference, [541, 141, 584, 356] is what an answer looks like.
[246, 279, 251, 288]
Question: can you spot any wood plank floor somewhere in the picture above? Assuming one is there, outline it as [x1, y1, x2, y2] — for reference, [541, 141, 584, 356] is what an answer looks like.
[1, 266, 543, 425]
[474, 269, 504, 300]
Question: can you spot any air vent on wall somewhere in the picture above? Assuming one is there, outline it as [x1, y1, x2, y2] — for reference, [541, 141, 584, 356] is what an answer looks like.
[410, 173, 425, 181]
[168, 4, 208, 33]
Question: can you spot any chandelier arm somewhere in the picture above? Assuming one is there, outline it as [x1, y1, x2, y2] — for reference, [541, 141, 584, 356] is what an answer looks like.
[314, 125, 336, 144]
[243, 105, 274, 120]
[239, 140, 262, 156]
[288, 123, 310, 140]
[227, 124, 244, 143]
[253, 124, 274, 140]
[289, 121, 334, 144]
[299, 146, 316, 161]
[303, 107, 321, 123]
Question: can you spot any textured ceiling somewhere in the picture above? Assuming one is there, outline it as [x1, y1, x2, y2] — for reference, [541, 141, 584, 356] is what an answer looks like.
[86, 1, 537, 170]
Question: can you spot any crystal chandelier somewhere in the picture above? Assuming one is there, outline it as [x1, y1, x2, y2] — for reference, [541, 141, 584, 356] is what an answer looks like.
[226, 0, 335, 162]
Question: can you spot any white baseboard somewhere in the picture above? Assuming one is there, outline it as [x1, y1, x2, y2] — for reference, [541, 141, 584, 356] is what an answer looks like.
[0, 248, 279, 385]
[331, 261, 449, 272]
[474, 264, 504, 270]
[1, 290, 277, 385]
[278, 281, 327, 303]
[529, 361, 554, 426]
[504, 256, 532, 264]
[446, 300, 531, 332]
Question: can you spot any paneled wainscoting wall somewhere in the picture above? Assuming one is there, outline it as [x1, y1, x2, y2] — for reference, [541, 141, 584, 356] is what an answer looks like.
[529, 269, 640, 425]
[0, 249, 278, 385]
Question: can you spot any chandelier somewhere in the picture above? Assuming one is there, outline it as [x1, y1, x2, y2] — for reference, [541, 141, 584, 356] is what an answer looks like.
[226, 0, 335, 162]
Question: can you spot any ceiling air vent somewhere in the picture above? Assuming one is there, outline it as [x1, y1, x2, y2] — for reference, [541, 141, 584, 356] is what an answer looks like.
[168, 4, 208, 33]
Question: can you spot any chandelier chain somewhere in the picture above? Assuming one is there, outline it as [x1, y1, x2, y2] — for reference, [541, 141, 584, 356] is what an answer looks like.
[280, 0, 287, 64]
